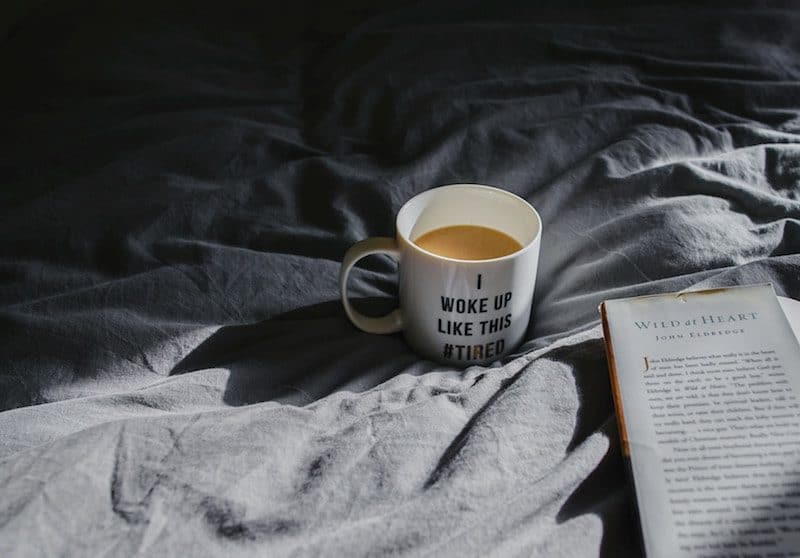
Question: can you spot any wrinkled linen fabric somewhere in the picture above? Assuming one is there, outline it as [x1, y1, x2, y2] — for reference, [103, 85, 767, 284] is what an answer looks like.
[1, 1, 799, 556]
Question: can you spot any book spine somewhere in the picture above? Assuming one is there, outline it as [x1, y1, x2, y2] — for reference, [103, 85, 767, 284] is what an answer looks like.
[599, 302, 630, 457]
[600, 301, 648, 557]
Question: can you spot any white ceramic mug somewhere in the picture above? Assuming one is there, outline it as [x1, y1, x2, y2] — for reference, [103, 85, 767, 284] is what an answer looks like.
[339, 184, 542, 365]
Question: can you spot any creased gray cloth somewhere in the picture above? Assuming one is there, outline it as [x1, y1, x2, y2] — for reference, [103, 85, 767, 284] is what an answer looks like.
[1, 1, 799, 556]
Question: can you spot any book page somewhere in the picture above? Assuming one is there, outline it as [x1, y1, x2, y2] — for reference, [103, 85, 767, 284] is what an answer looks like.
[603, 285, 800, 558]
[779, 296, 800, 342]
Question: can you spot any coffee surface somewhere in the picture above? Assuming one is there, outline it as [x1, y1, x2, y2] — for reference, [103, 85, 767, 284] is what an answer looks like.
[414, 225, 522, 260]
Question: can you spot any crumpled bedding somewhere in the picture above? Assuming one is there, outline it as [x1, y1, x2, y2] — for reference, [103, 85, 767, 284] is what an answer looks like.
[1, 1, 799, 556]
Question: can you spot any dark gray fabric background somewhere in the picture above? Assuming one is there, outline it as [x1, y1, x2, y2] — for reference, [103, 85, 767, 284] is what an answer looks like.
[1, 1, 799, 556]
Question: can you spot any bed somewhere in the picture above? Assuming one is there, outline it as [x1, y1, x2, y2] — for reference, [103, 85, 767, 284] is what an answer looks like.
[2, 1, 799, 555]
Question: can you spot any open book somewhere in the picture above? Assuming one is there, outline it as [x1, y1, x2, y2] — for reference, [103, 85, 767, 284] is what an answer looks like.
[600, 284, 800, 558]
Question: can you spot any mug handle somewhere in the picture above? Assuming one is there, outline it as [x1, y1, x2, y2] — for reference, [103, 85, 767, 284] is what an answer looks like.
[339, 237, 404, 334]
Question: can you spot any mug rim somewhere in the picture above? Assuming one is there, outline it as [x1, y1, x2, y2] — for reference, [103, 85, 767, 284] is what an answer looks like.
[395, 183, 542, 265]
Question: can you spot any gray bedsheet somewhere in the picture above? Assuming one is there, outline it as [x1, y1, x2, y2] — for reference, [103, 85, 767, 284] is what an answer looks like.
[2, 2, 799, 556]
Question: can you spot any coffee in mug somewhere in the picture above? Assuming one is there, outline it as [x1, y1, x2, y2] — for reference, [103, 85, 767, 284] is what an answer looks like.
[339, 184, 542, 366]
[414, 225, 522, 260]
